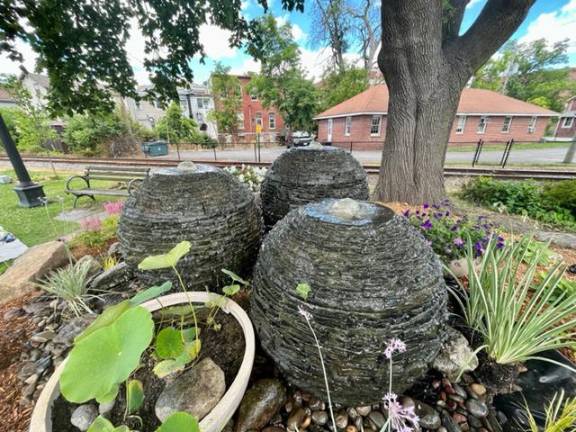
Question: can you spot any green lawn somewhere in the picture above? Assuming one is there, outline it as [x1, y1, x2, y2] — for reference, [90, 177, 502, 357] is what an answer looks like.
[447, 141, 571, 153]
[0, 169, 121, 247]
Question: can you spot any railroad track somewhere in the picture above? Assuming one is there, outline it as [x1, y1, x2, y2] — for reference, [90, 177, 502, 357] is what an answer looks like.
[1, 155, 575, 181]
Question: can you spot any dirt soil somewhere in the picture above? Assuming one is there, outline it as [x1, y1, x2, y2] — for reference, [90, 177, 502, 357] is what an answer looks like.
[0, 293, 38, 432]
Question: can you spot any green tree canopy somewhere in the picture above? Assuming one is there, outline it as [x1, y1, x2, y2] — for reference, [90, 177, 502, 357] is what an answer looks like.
[247, 15, 318, 132]
[472, 39, 575, 112]
[1, 0, 304, 115]
[208, 63, 242, 138]
[155, 102, 199, 144]
[317, 66, 369, 112]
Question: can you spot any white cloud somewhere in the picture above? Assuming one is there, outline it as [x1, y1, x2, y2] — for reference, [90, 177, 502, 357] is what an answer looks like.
[0, 38, 38, 77]
[299, 47, 363, 81]
[276, 15, 307, 41]
[230, 57, 261, 75]
[519, 0, 576, 53]
[199, 24, 238, 59]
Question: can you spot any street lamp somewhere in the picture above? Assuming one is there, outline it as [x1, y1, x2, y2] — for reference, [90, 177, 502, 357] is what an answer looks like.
[0, 114, 45, 207]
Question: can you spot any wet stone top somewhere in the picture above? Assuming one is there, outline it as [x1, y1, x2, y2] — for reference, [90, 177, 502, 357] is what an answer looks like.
[307, 198, 395, 226]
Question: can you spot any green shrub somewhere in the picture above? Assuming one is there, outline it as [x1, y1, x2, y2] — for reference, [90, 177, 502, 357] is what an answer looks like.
[542, 180, 576, 215]
[461, 177, 576, 231]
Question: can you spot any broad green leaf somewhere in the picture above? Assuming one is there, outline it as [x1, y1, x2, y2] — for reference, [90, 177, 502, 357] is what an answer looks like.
[61, 306, 154, 403]
[138, 241, 191, 271]
[96, 383, 119, 404]
[158, 304, 196, 318]
[222, 284, 240, 296]
[88, 416, 115, 432]
[156, 412, 200, 432]
[126, 379, 144, 414]
[221, 269, 248, 285]
[131, 281, 173, 305]
[181, 327, 198, 343]
[184, 338, 201, 359]
[75, 301, 132, 343]
[295, 283, 311, 300]
[155, 327, 184, 360]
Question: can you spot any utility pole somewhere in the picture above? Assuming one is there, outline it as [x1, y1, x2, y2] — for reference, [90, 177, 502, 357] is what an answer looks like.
[0, 114, 45, 207]
[563, 137, 576, 164]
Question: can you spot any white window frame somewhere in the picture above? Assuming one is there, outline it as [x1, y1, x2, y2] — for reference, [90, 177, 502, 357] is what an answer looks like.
[455, 115, 466, 134]
[345, 116, 352, 136]
[237, 112, 245, 130]
[477, 116, 488, 134]
[528, 116, 537, 134]
[327, 118, 333, 141]
[561, 116, 574, 128]
[370, 115, 381, 136]
[268, 113, 276, 130]
[502, 116, 512, 133]
[255, 112, 263, 129]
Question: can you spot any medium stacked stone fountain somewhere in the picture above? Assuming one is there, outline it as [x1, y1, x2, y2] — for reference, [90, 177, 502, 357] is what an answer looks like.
[260, 145, 369, 226]
[251, 198, 448, 406]
[118, 162, 262, 290]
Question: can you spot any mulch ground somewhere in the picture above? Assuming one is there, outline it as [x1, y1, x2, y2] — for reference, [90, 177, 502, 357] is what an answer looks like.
[0, 293, 38, 432]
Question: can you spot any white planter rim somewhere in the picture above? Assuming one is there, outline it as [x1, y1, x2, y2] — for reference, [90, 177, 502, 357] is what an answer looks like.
[29, 292, 256, 432]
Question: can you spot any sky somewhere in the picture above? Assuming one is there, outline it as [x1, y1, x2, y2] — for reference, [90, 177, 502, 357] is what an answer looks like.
[2, 0, 575, 86]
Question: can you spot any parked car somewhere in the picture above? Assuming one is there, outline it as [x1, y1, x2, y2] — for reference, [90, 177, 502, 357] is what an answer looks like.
[287, 131, 312, 147]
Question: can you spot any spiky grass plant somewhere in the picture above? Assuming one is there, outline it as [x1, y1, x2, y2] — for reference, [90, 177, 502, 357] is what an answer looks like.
[37, 259, 95, 317]
[526, 390, 576, 432]
[449, 235, 576, 370]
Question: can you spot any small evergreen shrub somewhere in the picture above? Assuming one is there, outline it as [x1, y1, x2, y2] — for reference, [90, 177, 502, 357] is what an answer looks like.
[542, 180, 576, 215]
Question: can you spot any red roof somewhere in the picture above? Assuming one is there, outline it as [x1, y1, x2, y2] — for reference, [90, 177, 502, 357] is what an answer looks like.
[314, 85, 559, 119]
[0, 88, 15, 102]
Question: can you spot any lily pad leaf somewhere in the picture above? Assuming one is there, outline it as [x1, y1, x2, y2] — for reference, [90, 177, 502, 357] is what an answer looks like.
[61, 306, 154, 404]
[155, 327, 184, 360]
[75, 301, 131, 343]
[221, 269, 248, 285]
[126, 379, 144, 415]
[138, 241, 191, 271]
[131, 281, 172, 305]
[156, 412, 200, 432]
[222, 284, 240, 296]
[295, 283, 311, 300]
[96, 383, 119, 404]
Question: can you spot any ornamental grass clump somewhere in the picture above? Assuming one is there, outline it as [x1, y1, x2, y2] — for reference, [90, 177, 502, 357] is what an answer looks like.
[526, 390, 576, 432]
[450, 235, 576, 369]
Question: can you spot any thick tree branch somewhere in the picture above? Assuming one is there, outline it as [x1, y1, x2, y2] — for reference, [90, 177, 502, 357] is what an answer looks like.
[447, 0, 536, 76]
[442, 0, 468, 43]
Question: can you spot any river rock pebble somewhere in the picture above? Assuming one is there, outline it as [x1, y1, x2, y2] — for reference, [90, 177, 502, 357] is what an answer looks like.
[155, 357, 225, 422]
[71, 404, 99, 431]
[235, 379, 287, 432]
[466, 399, 488, 418]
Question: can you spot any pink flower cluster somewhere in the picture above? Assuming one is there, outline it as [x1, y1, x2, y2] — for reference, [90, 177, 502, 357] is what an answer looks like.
[383, 392, 419, 432]
[80, 217, 102, 231]
[103, 201, 124, 215]
[384, 338, 407, 359]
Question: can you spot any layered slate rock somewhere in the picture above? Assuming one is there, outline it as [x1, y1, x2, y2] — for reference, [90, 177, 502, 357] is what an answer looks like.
[251, 199, 448, 405]
[260, 146, 369, 226]
[118, 163, 262, 290]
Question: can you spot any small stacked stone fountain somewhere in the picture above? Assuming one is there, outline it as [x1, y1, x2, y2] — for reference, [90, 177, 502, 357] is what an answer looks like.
[260, 144, 369, 226]
[118, 161, 262, 290]
[251, 198, 448, 405]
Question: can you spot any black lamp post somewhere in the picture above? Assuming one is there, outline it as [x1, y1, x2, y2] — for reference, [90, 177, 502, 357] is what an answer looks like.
[0, 114, 46, 207]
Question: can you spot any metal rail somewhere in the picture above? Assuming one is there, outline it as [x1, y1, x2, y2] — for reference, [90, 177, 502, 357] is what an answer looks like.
[1, 155, 575, 181]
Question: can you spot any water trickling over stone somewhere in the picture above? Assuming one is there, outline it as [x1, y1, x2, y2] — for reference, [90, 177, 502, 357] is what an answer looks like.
[118, 163, 262, 290]
[251, 199, 448, 405]
[260, 147, 369, 227]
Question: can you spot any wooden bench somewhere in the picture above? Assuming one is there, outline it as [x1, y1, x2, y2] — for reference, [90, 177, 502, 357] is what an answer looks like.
[65, 166, 150, 207]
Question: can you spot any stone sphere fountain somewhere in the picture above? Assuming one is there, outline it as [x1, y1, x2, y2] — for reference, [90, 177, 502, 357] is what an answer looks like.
[260, 145, 369, 226]
[250, 198, 448, 405]
[118, 162, 262, 290]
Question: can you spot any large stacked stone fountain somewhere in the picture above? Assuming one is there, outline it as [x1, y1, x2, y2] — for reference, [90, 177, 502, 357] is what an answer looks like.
[251, 198, 448, 405]
[118, 162, 262, 290]
[260, 146, 369, 226]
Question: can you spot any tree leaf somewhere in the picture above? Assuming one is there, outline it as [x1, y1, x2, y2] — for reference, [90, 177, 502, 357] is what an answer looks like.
[221, 269, 249, 285]
[222, 284, 240, 296]
[126, 379, 144, 415]
[156, 412, 200, 432]
[61, 306, 154, 403]
[138, 241, 191, 270]
[295, 282, 311, 300]
[75, 301, 131, 343]
[155, 327, 184, 360]
[131, 281, 173, 305]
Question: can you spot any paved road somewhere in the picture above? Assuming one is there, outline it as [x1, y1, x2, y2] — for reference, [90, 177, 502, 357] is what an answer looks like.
[159, 145, 574, 165]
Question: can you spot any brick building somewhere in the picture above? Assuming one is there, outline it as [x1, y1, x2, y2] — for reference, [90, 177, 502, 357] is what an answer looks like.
[314, 85, 558, 150]
[553, 96, 575, 141]
[236, 75, 284, 143]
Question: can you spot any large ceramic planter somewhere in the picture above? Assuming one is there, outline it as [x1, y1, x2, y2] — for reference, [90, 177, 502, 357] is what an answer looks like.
[29, 292, 256, 432]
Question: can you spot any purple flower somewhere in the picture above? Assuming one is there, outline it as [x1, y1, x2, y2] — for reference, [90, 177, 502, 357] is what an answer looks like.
[384, 338, 406, 359]
[423, 202, 430, 209]
[420, 219, 433, 230]
[453, 237, 465, 247]
[445, 210, 450, 217]
[402, 209, 410, 218]
[474, 241, 485, 255]
[383, 392, 420, 432]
